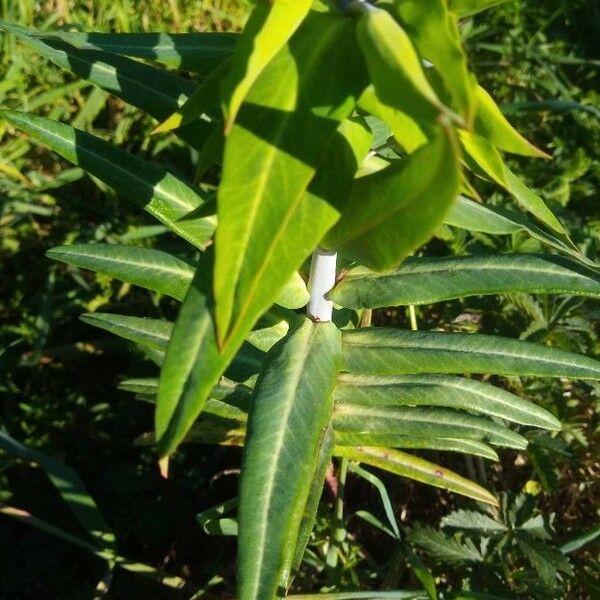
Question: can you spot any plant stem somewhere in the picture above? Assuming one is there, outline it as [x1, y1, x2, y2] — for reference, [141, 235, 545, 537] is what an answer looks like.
[307, 248, 337, 322]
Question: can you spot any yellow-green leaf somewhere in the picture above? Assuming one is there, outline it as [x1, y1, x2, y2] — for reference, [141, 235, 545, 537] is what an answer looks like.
[221, 0, 312, 132]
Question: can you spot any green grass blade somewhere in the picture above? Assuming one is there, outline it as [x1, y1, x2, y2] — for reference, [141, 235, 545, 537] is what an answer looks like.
[333, 404, 527, 449]
[335, 446, 498, 505]
[334, 374, 560, 430]
[341, 328, 600, 380]
[0, 110, 215, 249]
[330, 254, 600, 309]
[239, 318, 341, 600]
[0, 432, 115, 551]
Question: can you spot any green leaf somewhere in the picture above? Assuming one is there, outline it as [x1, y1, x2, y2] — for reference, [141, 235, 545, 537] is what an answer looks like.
[445, 197, 596, 267]
[460, 131, 566, 235]
[80, 313, 171, 352]
[408, 524, 483, 563]
[333, 405, 527, 449]
[239, 318, 341, 600]
[330, 254, 600, 309]
[517, 532, 573, 586]
[48, 243, 308, 309]
[35, 30, 237, 73]
[560, 526, 600, 554]
[221, 0, 312, 131]
[0, 431, 115, 552]
[48, 244, 195, 301]
[0, 22, 211, 147]
[178, 417, 498, 461]
[335, 433, 498, 460]
[358, 85, 427, 154]
[336, 446, 497, 505]
[288, 593, 427, 600]
[153, 58, 229, 133]
[341, 327, 600, 380]
[324, 130, 461, 271]
[441, 509, 507, 533]
[448, 0, 510, 18]
[214, 12, 367, 344]
[156, 255, 255, 457]
[474, 85, 549, 158]
[390, 0, 477, 123]
[348, 462, 401, 538]
[289, 425, 335, 579]
[197, 498, 239, 536]
[354, 4, 456, 132]
[0, 110, 215, 249]
[334, 373, 560, 430]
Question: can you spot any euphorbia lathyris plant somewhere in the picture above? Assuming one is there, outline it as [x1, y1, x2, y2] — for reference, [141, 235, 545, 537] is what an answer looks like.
[2, 0, 600, 597]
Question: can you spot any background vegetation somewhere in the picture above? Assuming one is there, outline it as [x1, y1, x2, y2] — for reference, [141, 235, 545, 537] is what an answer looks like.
[0, 1, 598, 598]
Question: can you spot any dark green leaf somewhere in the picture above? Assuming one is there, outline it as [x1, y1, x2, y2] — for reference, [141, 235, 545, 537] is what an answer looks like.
[341, 328, 600, 380]
[330, 254, 600, 309]
[334, 373, 560, 430]
[239, 318, 341, 600]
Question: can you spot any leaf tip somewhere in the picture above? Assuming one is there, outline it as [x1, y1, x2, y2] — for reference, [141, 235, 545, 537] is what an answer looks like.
[158, 456, 170, 479]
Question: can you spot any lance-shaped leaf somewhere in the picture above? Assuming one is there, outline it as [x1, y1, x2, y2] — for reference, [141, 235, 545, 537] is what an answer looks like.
[154, 59, 229, 134]
[48, 244, 195, 301]
[34, 30, 237, 73]
[156, 254, 255, 458]
[334, 433, 499, 461]
[0, 111, 215, 249]
[330, 254, 600, 309]
[48, 244, 309, 309]
[239, 318, 341, 600]
[354, 3, 456, 132]
[334, 374, 560, 430]
[341, 328, 600, 380]
[221, 0, 312, 131]
[288, 425, 335, 582]
[80, 313, 171, 352]
[448, 0, 510, 18]
[474, 86, 549, 158]
[324, 129, 460, 271]
[0, 22, 212, 148]
[333, 405, 527, 449]
[391, 0, 477, 123]
[215, 12, 368, 344]
[335, 446, 498, 505]
[460, 131, 566, 235]
[444, 197, 596, 267]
